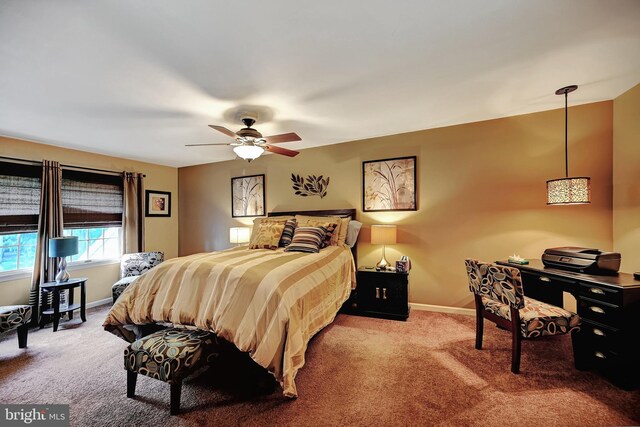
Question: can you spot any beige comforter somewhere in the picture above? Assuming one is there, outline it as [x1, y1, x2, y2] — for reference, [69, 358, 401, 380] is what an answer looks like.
[103, 245, 356, 397]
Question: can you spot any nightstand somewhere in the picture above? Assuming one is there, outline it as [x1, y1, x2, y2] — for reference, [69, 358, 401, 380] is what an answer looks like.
[353, 267, 410, 321]
[40, 277, 87, 332]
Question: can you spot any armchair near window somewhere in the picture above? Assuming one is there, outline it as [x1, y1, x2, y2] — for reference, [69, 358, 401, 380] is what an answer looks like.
[112, 252, 164, 304]
[464, 259, 581, 373]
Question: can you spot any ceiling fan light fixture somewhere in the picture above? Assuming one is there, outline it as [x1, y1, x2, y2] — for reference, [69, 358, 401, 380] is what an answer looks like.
[233, 144, 264, 161]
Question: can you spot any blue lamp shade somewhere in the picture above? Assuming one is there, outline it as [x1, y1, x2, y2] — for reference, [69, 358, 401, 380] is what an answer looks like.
[49, 236, 79, 258]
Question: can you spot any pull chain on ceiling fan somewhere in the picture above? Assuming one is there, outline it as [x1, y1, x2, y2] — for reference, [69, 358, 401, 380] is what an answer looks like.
[186, 117, 301, 162]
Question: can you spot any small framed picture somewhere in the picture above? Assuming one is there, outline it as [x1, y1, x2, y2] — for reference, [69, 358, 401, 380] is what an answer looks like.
[231, 174, 265, 218]
[145, 190, 171, 217]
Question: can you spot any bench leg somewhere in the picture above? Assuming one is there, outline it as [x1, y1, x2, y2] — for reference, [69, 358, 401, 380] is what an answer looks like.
[17, 324, 28, 348]
[170, 381, 182, 415]
[127, 371, 137, 398]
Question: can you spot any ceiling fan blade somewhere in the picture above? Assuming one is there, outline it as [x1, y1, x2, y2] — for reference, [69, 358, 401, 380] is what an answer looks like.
[262, 132, 302, 144]
[209, 125, 238, 139]
[265, 145, 299, 157]
[184, 143, 233, 147]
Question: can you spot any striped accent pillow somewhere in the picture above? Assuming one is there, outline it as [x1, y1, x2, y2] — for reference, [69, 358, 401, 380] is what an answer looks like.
[284, 226, 326, 253]
[278, 219, 297, 247]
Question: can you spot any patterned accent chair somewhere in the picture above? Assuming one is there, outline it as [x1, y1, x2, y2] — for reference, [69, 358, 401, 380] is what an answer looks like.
[124, 328, 219, 415]
[464, 259, 581, 373]
[0, 305, 32, 348]
[112, 252, 164, 304]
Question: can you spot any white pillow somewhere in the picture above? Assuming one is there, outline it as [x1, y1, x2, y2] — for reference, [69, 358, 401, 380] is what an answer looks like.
[345, 220, 363, 248]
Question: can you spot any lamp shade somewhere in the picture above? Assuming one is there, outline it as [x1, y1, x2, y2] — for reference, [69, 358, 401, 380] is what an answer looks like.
[546, 177, 591, 205]
[233, 145, 265, 161]
[230, 227, 251, 244]
[49, 236, 79, 258]
[371, 225, 397, 245]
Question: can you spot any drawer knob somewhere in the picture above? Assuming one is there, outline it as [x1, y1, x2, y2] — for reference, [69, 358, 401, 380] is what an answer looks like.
[589, 306, 605, 314]
[383, 288, 387, 300]
[594, 351, 606, 359]
[592, 328, 606, 337]
[375, 287, 380, 299]
[539, 276, 551, 282]
[589, 287, 605, 295]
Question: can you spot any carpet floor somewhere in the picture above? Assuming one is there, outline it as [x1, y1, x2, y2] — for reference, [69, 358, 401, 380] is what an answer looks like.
[1, 305, 638, 427]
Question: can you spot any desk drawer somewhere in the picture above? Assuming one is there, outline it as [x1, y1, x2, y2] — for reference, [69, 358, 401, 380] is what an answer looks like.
[579, 319, 621, 352]
[579, 283, 621, 305]
[520, 271, 574, 307]
[578, 297, 621, 327]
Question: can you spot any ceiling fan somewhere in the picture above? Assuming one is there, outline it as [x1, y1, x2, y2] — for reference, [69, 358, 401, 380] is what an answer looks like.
[185, 116, 301, 162]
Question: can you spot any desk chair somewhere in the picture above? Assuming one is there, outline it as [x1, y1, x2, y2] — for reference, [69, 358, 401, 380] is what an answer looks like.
[465, 259, 581, 373]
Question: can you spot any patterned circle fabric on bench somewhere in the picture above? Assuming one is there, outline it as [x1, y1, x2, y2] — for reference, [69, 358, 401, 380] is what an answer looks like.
[0, 305, 32, 334]
[124, 328, 218, 384]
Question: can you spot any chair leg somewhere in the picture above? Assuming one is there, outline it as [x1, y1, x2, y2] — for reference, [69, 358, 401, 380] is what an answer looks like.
[170, 381, 182, 415]
[17, 324, 28, 349]
[511, 328, 522, 374]
[475, 311, 483, 350]
[127, 371, 137, 398]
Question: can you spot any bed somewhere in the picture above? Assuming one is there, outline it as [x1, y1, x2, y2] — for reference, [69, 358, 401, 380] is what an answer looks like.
[103, 209, 357, 398]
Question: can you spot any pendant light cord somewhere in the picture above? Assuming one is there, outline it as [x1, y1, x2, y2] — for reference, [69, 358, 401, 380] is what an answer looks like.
[564, 90, 569, 178]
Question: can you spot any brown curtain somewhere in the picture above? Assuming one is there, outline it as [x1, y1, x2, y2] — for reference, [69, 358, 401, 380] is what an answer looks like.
[122, 172, 145, 254]
[29, 161, 63, 327]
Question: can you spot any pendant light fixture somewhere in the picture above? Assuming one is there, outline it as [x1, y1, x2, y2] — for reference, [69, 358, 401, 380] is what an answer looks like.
[546, 85, 591, 205]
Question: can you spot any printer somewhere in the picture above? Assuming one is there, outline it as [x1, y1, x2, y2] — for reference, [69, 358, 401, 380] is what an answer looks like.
[542, 247, 621, 274]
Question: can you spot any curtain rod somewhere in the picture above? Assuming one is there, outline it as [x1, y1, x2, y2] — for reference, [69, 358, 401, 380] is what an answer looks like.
[0, 155, 146, 177]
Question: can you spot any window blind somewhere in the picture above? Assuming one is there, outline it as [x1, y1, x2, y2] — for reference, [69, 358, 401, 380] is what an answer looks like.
[62, 170, 123, 228]
[0, 161, 42, 234]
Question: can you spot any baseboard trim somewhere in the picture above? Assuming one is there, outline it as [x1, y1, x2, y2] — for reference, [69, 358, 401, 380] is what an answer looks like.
[409, 302, 474, 316]
[87, 297, 111, 309]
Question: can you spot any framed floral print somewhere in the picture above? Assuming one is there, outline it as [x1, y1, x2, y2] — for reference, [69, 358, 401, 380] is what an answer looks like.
[363, 156, 417, 212]
[231, 174, 265, 218]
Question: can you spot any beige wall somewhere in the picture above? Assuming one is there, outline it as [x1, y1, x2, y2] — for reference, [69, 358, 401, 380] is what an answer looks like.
[0, 136, 179, 306]
[179, 101, 613, 309]
[613, 83, 640, 273]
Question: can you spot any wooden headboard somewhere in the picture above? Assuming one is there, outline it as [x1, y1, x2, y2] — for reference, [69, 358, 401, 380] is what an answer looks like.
[268, 208, 357, 264]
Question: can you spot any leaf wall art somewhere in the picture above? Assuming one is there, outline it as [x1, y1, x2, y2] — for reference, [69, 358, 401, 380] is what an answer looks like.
[291, 174, 329, 198]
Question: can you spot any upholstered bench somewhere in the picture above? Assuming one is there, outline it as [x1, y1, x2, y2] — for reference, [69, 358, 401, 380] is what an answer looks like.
[124, 327, 218, 415]
[112, 251, 164, 303]
[0, 305, 32, 348]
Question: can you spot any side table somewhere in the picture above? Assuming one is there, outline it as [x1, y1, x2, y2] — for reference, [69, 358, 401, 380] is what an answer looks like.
[40, 277, 87, 332]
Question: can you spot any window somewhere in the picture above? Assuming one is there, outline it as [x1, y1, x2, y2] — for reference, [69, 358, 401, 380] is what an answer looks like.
[63, 227, 121, 262]
[0, 161, 41, 274]
[61, 170, 124, 264]
[0, 232, 38, 272]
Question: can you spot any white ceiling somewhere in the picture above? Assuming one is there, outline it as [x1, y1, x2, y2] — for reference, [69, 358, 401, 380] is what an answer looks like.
[1, 0, 639, 167]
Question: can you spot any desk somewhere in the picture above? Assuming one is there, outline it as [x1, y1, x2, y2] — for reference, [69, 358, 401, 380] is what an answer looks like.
[40, 277, 87, 332]
[497, 260, 640, 389]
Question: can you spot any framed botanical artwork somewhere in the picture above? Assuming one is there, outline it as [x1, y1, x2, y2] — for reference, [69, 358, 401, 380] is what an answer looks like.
[231, 174, 265, 218]
[363, 156, 417, 212]
[145, 190, 171, 217]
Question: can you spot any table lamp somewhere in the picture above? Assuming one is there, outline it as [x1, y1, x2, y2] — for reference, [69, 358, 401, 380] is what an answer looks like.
[371, 224, 397, 270]
[49, 236, 79, 283]
[229, 227, 251, 246]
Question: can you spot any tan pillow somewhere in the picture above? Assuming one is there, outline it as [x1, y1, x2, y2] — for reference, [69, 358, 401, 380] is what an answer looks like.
[249, 221, 286, 250]
[295, 215, 351, 246]
[249, 217, 291, 244]
[336, 217, 351, 246]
